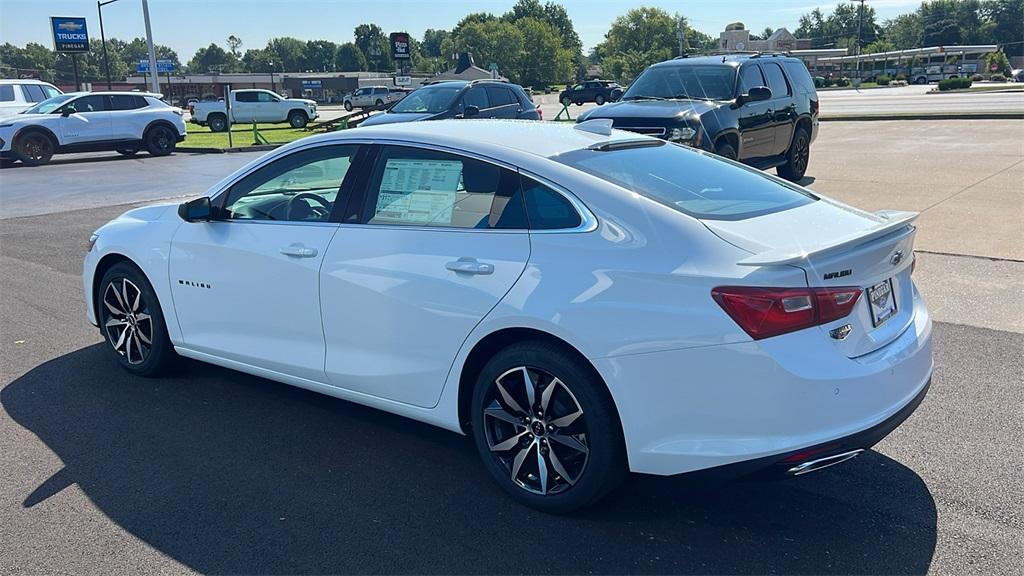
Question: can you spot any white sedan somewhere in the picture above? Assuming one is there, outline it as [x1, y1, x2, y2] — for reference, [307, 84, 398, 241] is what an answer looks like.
[83, 120, 933, 512]
[0, 91, 186, 166]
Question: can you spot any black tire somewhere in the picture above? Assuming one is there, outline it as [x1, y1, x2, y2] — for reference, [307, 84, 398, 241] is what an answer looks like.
[344, 101, 353, 111]
[470, 341, 627, 514]
[14, 130, 55, 166]
[916, 76, 928, 85]
[611, 89, 622, 101]
[714, 141, 738, 161]
[777, 125, 811, 182]
[288, 110, 308, 128]
[574, 100, 583, 106]
[208, 113, 227, 132]
[595, 94, 606, 105]
[116, 148, 139, 157]
[560, 96, 572, 107]
[97, 262, 174, 377]
[374, 99, 384, 107]
[144, 124, 177, 156]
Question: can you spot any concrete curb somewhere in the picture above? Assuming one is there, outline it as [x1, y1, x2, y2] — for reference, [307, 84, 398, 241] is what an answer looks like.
[820, 112, 1024, 121]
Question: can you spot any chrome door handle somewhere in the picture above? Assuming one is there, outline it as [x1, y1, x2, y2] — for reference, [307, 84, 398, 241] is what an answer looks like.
[445, 257, 494, 275]
[280, 244, 318, 258]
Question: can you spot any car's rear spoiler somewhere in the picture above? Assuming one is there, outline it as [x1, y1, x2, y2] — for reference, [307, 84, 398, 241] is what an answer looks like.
[735, 210, 919, 266]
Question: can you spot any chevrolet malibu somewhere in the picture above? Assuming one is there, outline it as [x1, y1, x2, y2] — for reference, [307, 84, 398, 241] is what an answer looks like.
[84, 119, 933, 512]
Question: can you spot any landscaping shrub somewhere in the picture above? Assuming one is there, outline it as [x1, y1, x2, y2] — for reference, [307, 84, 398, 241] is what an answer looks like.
[877, 75, 891, 86]
[895, 73, 907, 82]
[814, 76, 825, 88]
[835, 77, 850, 87]
[971, 74, 985, 82]
[990, 74, 1006, 82]
[938, 77, 973, 91]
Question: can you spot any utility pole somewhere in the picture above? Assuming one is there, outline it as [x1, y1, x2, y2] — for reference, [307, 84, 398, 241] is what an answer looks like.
[141, 0, 160, 93]
[676, 19, 686, 57]
[855, 0, 866, 81]
[97, 0, 120, 90]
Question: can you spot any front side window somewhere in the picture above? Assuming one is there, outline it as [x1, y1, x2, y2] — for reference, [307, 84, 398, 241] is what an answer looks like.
[365, 146, 525, 229]
[222, 145, 358, 222]
[66, 95, 107, 113]
[623, 65, 737, 101]
[257, 91, 277, 103]
[41, 84, 61, 99]
[738, 64, 767, 94]
[460, 86, 489, 111]
[24, 94, 73, 114]
[555, 142, 816, 221]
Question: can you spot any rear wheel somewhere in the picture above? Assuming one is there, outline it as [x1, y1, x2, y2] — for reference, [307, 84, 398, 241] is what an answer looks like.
[208, 113, 227, 132]
[145, 124, 177, 156]
[344, 101, 353, 111]
[714, 140, 738, 161]
[470, 341, 627, 513]
[595, 94, 606, 105]
[777, 125, 811, 182]
[97, 262, 174, 377]
[288, 110, 308, 128]
[15, 130, 55, 166]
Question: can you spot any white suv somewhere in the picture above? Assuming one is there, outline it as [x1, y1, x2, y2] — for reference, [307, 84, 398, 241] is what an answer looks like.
[0, 79, 63, 116]
[0, 91, 187, 166]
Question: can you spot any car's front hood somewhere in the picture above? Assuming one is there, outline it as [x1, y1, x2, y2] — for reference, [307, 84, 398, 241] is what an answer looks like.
[360, 112, 437, 126]
[579, 99, 725, 121]
[288, 98, 317, 106]
[0, 112, 47, 124]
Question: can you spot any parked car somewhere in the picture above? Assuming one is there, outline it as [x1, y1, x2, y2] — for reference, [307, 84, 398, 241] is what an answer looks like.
[578, 54, 819, 182]
[559, 80, 623, 106]
[190, 89, 317, 132]
[342, 86, 405, 111]
[83, 120, 932, 513]
[0, 91, 185, 166]
[1012, 69, 1024, 83]
[360, 80, 540, 127]
[0, 79, 63, 116]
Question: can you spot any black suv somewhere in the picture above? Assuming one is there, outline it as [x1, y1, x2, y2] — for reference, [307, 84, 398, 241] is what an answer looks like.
[577, 54, 819, 182]
[559, 80, 623, 106]
[360, 80, 540, 127]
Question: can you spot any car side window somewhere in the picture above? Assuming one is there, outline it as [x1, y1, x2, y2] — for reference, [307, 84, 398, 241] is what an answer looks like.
[485, 86, 515, 107]
[42, 85, 61, 99]
[738, 65, 767, 95]
[782, 60, 816, 94]
[461, 86, 489, 110]
[234, 92, 257, 103]
[0, 85, 13, 102]
[257, 92, 276, 103]
[762, 62, 791, 97]
[221, 145, 358, 222]
[20, 84, 47, 102]
[520, 177, 582, 230]
[110, 94, 145, 110]
[66, 95, 107, 113]
[364, 146, 526, 229]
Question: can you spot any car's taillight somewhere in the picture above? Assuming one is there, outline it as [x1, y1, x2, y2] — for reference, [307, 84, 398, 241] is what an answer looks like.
[536, 105, 543, 120]
[711, 286, 862, 340]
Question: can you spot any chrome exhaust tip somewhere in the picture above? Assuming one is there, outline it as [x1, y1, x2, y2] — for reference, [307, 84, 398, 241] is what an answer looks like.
[787, 449, 865, 476]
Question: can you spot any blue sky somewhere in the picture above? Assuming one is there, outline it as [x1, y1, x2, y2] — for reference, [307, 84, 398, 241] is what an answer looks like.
[2, 0, 923, 60]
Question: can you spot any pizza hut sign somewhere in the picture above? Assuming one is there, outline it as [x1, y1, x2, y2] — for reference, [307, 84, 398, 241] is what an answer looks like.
[390, 32, 411, 60]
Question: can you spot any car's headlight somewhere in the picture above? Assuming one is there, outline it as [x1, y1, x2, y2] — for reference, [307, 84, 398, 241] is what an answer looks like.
[87, 233, 99, 252]
[668, 126, 698, 142]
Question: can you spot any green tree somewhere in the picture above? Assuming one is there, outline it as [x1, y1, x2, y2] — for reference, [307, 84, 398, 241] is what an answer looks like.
[242, 48, 272, 72]
[516, 17, 574, 87]
[451, 19, 524, 80]
[421, 29, 450, 58]
[984, 0, 1024, 57]
[335, 42, 367, 71]
[864, 39, 895, 53]
[985, 50, 1011, 75]
[303, 40, 337, 71]
[593, 7, 681, 82]
[353, 24, 391, 71]
[881, 13, 922, 50]
[266, 37, 306, 71]
[226, 35, 243, 57]
[187, 43, 239, 73]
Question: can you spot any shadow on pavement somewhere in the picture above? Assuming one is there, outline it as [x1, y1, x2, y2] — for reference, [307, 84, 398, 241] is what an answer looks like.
[3, 344, 937, 574]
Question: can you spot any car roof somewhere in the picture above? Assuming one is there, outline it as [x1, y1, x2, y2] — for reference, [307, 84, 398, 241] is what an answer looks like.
[0, 79, 58, 85]
[303, 119, 646, 159]
[652, 54, 799, 68]
[63, 91, 162, 98]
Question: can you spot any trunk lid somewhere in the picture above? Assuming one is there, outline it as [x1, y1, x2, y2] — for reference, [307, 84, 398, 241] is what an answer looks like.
[704, 199, 918, 357]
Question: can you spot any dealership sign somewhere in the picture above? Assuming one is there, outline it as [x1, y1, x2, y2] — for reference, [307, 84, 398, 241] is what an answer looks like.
[136, 59, 175, 73]
[390, 32, 411, 60]
[50, 16, 90, 53]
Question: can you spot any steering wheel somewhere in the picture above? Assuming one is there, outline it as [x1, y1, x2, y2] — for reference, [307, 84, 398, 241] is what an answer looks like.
[285, 192, 331, 220]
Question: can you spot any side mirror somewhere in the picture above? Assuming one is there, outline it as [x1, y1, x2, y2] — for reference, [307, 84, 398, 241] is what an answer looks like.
[463, 105, 480, 118]
[738, 86, 772, 106]
[178, 197, 213, 222]
[60, 108, 74, 117]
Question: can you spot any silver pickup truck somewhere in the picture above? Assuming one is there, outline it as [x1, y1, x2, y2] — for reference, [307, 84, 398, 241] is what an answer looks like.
[190, 89, 318, 132]
[342, 86, 407, 111]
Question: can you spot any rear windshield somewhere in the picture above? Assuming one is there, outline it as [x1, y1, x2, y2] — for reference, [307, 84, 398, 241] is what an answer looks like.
[555, 142, 816, 220]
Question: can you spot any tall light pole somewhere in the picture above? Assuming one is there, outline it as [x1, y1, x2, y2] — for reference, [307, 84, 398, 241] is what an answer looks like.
[97, 0, 121, 90]
[141, 0, 159, 93]
[855, 0, 866, 81]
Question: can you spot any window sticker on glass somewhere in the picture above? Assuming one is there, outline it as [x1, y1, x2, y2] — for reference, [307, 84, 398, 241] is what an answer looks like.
[374, 159, 463, 225]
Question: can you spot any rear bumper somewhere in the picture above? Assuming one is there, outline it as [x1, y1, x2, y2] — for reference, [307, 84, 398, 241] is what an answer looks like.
[593, 286, 933, 476]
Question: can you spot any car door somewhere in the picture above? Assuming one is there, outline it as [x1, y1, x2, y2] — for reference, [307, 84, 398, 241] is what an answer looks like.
[107, 94, 147, 140]
[256, 91, 279, 122]
[168, 143, 363, 381]
[231, 91, 258, 123]
[760, 61, 796, 155]
[459, 85, 491, 118]
[56, 94, 112, 146]
[734, 64, 774, 160]
[484, 85, 518, 119]
[320, 144, 531, 408]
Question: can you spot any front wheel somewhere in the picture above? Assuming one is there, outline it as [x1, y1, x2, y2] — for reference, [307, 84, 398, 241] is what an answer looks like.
[595, 94, 606, 105]
[15, 131, 55, 166]
[145, 125, 177, 156]
[714, 141, 738, 161]
[97, 262, 174, 377]
[470, 341, 627, 513]
[374, 99, 384, 107]
[343, 101, 353, 111]
[777, 125, 811, 182]
[288, 110, 308, 128]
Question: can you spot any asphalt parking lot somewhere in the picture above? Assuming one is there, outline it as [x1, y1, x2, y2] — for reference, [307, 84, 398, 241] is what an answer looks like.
[1, 120, 1021, 574]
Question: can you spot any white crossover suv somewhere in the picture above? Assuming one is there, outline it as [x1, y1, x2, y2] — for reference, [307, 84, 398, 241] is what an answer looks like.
[0, 79, 63, 116]
[83, 120, 933, 512]
[0, 91, 186, 166]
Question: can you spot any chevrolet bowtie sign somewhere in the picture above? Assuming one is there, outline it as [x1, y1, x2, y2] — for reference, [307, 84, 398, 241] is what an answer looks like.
[51, 16, 90, 53]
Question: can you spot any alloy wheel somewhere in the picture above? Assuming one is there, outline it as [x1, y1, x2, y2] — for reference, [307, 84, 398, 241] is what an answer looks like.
[792, 133, 809, 175]
[483, 366, 589, 496]
[20, 133, 53, 162]
[102, 278, 153, 365]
